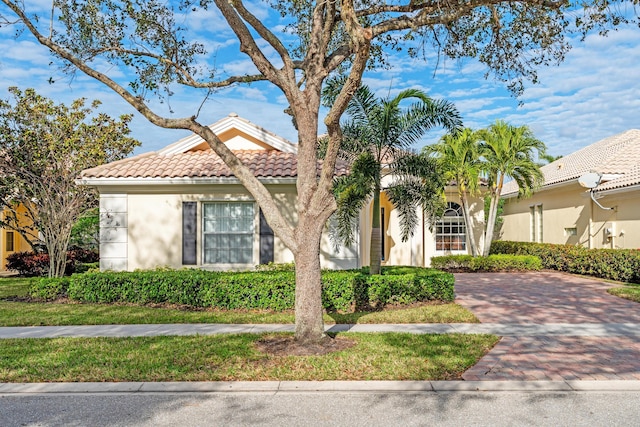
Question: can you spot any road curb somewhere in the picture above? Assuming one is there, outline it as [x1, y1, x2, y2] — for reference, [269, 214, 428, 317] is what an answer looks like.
[3, 380, 640, 394]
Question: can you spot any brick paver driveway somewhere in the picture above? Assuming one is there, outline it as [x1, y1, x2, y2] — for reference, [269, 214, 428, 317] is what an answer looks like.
[455, 271, 640, 381]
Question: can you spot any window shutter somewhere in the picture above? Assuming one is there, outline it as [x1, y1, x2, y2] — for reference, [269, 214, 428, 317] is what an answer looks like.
[259, 209, 274, 265]
[182, 202, 197, 265]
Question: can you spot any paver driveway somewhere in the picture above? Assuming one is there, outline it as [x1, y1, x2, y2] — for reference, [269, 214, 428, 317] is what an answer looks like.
[455, 271, 640, 381]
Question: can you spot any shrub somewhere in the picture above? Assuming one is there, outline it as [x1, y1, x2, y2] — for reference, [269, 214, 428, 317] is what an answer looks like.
[491, 241, 640, 283]
[254, 262, 295, 272]
[5, 249, 99, 277]
[64, 267, 454, 312]
[431, 254, 542, 272]
[29, 277, 70, 300]
[6, 251, 49, 277]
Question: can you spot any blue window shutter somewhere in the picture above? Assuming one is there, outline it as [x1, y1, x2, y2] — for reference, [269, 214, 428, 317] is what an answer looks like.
[259, 209, 274, 265]
[182, 202, 197, 265]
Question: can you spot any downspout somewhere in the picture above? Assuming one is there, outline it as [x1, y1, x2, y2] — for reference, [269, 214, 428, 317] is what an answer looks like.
[588, 197, 593, 249]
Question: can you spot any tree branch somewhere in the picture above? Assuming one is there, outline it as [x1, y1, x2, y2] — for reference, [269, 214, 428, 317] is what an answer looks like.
[1, 0, 297, 252]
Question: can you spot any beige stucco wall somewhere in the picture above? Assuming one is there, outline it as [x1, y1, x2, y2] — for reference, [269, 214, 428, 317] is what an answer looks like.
[99, 182, 359, 271]
[590, 189, 640, 249]
[500, 182, 640, 249]
[500, 183, 591, 246]
[358, 187, 485, 268]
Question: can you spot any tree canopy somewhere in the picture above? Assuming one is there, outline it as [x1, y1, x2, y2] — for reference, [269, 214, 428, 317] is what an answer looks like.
[0, 87, 139, 277]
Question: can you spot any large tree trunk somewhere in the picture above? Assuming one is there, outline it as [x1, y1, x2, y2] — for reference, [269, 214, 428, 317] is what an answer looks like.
[289, 98, 336, 343]
[293, 219, 327, 343]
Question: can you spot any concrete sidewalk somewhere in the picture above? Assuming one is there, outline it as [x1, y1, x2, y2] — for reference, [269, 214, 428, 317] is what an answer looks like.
[2, 322, 640, 338]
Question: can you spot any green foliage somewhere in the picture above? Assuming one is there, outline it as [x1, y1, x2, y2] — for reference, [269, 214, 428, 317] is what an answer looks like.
[254, 262, 296, 272]
[490, 241, 640, 283]
[431, 254, 542, 272]
[46, 268, 455, 312]
[479, 120, 546, 256]
[0, 87, 139, 277]
[29, 277, 70, 301]
[323, 79, 461, 273]
[69, 208, 100, 250]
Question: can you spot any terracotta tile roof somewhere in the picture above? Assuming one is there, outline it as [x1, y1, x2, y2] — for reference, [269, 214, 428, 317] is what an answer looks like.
[80, 150, 349, 179]
[502, 129, 640, 196]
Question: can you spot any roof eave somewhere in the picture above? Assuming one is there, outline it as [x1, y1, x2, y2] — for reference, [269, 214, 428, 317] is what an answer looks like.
[76, 176, 298, 186]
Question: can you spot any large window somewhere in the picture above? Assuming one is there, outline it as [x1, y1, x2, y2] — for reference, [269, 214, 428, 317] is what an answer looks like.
[203, 202, 254, 264]
[436, 202, 466, 251]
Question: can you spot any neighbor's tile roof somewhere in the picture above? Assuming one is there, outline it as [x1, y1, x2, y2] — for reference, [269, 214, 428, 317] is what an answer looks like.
[80, 150, 349, 179]
[501, 129, 640, 196]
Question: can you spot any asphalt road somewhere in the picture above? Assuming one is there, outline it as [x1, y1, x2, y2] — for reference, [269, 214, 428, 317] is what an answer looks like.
[2, 391, 640, 427]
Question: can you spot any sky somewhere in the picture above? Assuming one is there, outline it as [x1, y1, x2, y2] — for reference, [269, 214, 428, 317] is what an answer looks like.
[0, 2, 639, 158]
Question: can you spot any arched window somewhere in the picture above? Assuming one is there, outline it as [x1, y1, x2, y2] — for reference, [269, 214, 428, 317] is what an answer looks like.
[435, 202, 466, 251]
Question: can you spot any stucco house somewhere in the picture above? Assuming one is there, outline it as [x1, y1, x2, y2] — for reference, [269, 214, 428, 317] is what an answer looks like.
[1, 206, 33, 272]
[499, 129, 640, 249]
[78, 113, 484, 271]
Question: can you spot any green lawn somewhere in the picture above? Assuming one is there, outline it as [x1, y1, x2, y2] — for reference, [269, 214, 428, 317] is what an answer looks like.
[0, 277, 33, 298]
[0, 333, 498, 382]
[0, 277, 493, 383]
[0, 277, 478, 326]
[608, 286, 640, 303]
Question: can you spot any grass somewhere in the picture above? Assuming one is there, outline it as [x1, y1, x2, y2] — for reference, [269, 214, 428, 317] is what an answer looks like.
[0, 333, 498, 382]
[0, 277, 478, 326]
[0, 277, 32, 298]
[607, 285, 640, 303]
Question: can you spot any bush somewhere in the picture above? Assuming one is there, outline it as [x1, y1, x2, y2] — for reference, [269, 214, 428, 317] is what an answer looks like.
[29, 277, 70, 300]
[5, 249, 99, 277]
[6, 251, 49, 277]
[431, 254, 542, 272]
[63, 267, 454, 312]
[490, 240, 640, 283]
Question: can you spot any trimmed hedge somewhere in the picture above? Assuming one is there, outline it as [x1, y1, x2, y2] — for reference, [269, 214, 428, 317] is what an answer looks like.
[31, 267, 454, 312]
[490, 240, 640, 283]
[431, 254, 542, 272]
[29, 277, 71, 301]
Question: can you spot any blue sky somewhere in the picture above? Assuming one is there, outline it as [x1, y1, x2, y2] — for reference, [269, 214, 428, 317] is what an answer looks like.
[0, 2, 638, 158]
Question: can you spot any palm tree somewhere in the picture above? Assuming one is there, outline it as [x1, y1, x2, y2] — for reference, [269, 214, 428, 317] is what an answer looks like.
[324, 80, 462, 274]
[479, 120, 546, 256]
[425, 128, 483, 256]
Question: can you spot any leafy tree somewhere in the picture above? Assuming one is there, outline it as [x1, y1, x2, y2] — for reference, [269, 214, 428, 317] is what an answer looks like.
[479, 120, 546, 256]
[0, 88, 139, 277]
[426, 128, 483, 256]
[0, 0, 634, 344]
[324, 81, 462, 274]
[69, 207, 100, 250]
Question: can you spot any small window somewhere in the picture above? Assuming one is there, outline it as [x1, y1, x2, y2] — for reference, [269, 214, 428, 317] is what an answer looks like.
[5, 231, 14, 252]
[564, 227, 577, 236]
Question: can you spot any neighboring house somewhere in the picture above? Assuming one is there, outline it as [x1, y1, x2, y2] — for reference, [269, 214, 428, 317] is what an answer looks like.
[1, 206, 32, 272]
[500, 129, 640, 249]
[78, 113, 484, 271]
